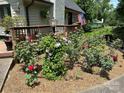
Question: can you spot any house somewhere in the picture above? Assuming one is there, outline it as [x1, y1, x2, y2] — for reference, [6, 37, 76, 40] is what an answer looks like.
[0, 0, 85, 27]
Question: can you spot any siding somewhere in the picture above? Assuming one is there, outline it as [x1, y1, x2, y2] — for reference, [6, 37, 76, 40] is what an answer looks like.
[29, 4, 47, 25]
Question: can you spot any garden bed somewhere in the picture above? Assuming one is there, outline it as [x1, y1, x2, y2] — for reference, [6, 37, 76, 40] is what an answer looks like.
[2, 50, 124, 93]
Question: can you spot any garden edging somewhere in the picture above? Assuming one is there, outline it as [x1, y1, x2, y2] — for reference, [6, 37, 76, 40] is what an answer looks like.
[80, 74, 124, 93]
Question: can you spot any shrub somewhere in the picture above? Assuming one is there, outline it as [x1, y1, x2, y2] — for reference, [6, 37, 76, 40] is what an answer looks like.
[83, 37, 114, 72]
[15, 41, 36, 65]
[110, 38, 123, 49]
[67, 30, 85, 63]
[39, 35, 67, 80]
[15, 41, 38, 86]
[100, 56, 114, 71]
[0, 16, 26, 33]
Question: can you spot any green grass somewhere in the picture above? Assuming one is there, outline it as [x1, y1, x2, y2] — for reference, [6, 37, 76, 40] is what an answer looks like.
[84, 26, 113, 38]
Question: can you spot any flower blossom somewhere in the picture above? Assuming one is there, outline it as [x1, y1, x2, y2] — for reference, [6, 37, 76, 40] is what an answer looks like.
[55, 42, 61, 48]
[28, 65, 34, 71]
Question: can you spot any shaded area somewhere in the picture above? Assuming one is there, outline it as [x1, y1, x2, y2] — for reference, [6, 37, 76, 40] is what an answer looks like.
[113, 26, 124, 49]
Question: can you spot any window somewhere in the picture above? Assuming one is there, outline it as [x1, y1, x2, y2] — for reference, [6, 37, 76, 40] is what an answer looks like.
[68, 12, 72, 25]
[0, 4, 11, 21]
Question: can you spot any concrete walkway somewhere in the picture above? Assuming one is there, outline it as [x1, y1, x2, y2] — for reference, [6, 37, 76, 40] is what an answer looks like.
[80, 74, 124, 93]
[0, 41, 7, 53]
[0, 58, 13, 92]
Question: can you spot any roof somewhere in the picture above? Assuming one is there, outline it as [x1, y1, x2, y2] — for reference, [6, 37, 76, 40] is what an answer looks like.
[65, 0, 85, 14]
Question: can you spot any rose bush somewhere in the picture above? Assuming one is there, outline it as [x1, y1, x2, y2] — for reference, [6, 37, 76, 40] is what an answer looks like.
[38, 35, 68, 80]
[16, 41, 38, 86]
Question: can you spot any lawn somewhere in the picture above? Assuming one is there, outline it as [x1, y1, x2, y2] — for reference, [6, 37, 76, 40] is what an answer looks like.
[84, 26, 113, 38]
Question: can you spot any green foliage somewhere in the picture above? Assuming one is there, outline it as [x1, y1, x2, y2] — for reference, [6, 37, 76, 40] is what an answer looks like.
[15, 41, 38, 86]
[83, 37, 114, 72]
[75, 0, 96, 20]
[67, 30, 85, 62]
[84, 26, 113, 38]
[25, 65, 38, 87]
[0, 16, 26, 32]
[110, 38, 123, 49]
[113, 27, 124, 42]
[39, 35, 67, 80]
[100, 56, 114, 71]
[117, 0, 124, 22]
[15, 41, 36, 65]
[0, 16, 13, 32]
[75, 0, 113, 23]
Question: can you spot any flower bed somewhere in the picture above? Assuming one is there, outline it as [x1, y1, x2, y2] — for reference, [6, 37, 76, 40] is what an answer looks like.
[2, 29, 124, 93]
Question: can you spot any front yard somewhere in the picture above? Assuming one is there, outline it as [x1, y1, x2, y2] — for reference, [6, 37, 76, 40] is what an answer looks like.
[2, 27, 124, 93]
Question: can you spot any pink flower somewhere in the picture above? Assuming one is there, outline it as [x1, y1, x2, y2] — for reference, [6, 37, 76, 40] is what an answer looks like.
[28, 65, 34, 71]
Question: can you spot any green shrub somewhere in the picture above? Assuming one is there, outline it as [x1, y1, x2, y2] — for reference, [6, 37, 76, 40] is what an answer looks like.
[15, 41, 38, 86]
[67, 30, 85, 63]
[110, 38, 123, 49]
[15, 41, 36, 64]
[39, 35, 67, 80]
[83, 37, 114, 72]
[0, 16, 26, 33]
[100, 56, 114, 71]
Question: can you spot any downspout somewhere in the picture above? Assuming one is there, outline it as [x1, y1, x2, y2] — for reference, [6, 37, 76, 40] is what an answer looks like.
[25, 0, 34, 26]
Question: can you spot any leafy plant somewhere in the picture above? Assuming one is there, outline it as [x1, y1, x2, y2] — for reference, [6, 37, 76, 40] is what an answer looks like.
[15, 41, 38, 86]
[83, 37, 114, 72]
[39, 35, 67, 80]
[110, 38, 123, 49]
[0, 16, 26, 33]
[15, 41, 36, 65]
[67, 30, 85, 63]
[100, 56, 114, 71]
[24, 65, 38, 87]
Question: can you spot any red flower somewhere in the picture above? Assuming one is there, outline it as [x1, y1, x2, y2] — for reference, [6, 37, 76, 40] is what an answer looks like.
[28, 65, 34, 71]
[112, 55, 118, 62]
[28, 35, 32, 42]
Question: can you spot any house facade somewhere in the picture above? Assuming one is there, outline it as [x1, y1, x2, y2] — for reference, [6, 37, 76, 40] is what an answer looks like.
[0, 0, 85, 26]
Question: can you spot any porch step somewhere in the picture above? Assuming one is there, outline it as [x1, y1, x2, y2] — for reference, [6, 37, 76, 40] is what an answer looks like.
[0, 51, 13, 58]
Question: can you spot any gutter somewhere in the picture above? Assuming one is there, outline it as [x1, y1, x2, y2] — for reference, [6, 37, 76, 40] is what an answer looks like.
[25, 0, 34, 26]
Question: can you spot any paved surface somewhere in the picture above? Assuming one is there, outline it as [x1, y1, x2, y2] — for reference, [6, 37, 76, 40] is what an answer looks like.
[0, 41, 7, 53]
[80, 74, 124, 93]
[0, 58, 13, 92]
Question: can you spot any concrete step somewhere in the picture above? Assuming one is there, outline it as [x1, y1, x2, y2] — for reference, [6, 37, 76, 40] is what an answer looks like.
[0, 58, 13, 92]
[0, 51, 13, 58]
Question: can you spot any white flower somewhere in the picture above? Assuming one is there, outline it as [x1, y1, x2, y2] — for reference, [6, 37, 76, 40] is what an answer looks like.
[68, 40, 72, 44]
[49, 53, 52, 56]
[62, 37, 68, 42]
[55, 42, 61, 48]
[46, 49, 49, 53]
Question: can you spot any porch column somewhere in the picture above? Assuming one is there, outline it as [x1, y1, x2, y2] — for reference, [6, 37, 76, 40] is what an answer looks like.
[50, 0, 65, 25]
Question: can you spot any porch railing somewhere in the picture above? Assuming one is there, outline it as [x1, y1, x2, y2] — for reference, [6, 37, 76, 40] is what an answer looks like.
[10, 24, 81, 53]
